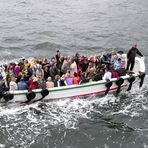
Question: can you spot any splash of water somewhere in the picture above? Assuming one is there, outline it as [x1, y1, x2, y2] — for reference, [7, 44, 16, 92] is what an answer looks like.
[0, 75, 147, 147]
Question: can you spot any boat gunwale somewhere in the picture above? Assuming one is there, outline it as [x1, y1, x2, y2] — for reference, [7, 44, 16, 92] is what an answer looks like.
[9, 74, 138, 96]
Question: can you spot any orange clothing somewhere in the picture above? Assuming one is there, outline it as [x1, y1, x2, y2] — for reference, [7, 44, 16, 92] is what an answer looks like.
[73, 76, 80, 85]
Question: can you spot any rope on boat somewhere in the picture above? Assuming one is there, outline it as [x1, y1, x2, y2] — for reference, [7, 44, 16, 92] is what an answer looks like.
[127, 76, 136, 91]
[105, 80, 113, 95]
[115, 77, 124, 95]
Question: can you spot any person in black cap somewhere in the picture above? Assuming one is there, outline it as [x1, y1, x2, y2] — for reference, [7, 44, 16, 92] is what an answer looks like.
[126, 43, 143, 71]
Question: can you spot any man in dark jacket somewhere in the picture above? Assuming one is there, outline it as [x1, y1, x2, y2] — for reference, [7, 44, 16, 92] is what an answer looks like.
[126, 43, 143, 71]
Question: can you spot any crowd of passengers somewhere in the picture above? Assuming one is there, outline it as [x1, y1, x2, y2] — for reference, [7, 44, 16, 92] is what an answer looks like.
[0, 50, 127, 91]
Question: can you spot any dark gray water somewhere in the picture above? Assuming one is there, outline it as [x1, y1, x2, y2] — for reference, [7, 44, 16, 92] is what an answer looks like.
[0, 0, 148, 147]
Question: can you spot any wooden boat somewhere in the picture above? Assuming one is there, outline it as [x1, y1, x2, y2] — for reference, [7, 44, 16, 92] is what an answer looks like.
[0, 56, 145, 103]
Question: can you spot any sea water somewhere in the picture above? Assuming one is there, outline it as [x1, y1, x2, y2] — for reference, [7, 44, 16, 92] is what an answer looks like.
[0, 0, 148, 147]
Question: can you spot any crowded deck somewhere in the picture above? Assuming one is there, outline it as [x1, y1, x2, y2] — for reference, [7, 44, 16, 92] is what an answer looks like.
[0, 49, 127, 92]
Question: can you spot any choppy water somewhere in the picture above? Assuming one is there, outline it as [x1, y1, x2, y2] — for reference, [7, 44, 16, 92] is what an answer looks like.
[0, 0, 148, 147]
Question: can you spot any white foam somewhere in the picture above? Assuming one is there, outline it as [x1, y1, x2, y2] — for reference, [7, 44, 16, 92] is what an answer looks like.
[0, 75, 147, 131]
[0, 144, 5, 148]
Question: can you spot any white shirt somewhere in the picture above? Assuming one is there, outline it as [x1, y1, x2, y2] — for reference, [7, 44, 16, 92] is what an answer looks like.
[103, 71, 112, 81]
[57, 80, 60, 87]
[70, 61, 77, 77]
[9, 81, 18, 91]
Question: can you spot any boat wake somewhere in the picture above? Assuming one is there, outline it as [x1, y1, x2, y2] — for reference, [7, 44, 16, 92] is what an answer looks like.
[0, 75, 148, 147]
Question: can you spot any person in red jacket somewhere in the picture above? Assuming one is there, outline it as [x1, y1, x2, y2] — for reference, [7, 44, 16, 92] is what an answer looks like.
[28, 76, 39, 90]
[73, 72, 80, 85]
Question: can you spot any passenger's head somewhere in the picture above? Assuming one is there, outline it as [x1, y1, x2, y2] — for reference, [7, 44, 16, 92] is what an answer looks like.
[74, 72, 78, 77]
[65, 72, 70, 78]
[39, 75, 43, 80]
[132, 43, 137, 48]
[88, 62, 93, 68]
[114, 55, 119, 60]
[121, 64, 125, 69]
[32, 76, 38, 83]
[47, 77, 52, 82]
[11, 76, 17, 82]
[61, 75, 66, 80]
[60, 56, 64, 61]
[112, 48, 116, 55]
[55, 75, 60, 80]
[103, 51, 107, 56]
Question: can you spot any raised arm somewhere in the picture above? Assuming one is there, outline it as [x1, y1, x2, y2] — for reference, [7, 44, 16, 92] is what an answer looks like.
[137, 49, 143, 57]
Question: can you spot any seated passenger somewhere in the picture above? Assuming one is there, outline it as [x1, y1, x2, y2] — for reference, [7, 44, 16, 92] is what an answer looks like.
[111, 70, 119, 78]
[73, 72, 80, 85]
[116, 65, 126, 76]
[113, 55, 121, 70]
[70, 59, 77, 77]
[60, 75, 68, 86]
[85, 62, 96, 80]
[8, 64, 15, 77]
[53, 75, 61, 87]
[22, 66, 30, 81]
[117, 51, 126, 68]
[79, 72, 89, 84]
[61, 57, 71, 75]
[28, 76, 39, 90]
[100, 52, 112, 66]
[43, 65, 50, 81]
[24, 60, 30, 70]
[9, 76, 18, 91]
[17, 77, 28, 90]
[49, 63, 60, 80]
[65, 72, 73, 85]
[35, 65, 44, 78]
[102, 68, 112, 81]
[13, 64, 21, 77]
[46, 77, 54, 88]
[92, 69, 103, 81]
[95, 56, 102, 69]
[38, 75, 46, 89]
[80, 58, 89, 72]
[56, 56, 64, 74]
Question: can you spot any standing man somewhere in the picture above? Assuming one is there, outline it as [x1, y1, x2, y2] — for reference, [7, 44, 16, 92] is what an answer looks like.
[126, 43, 143, 71]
